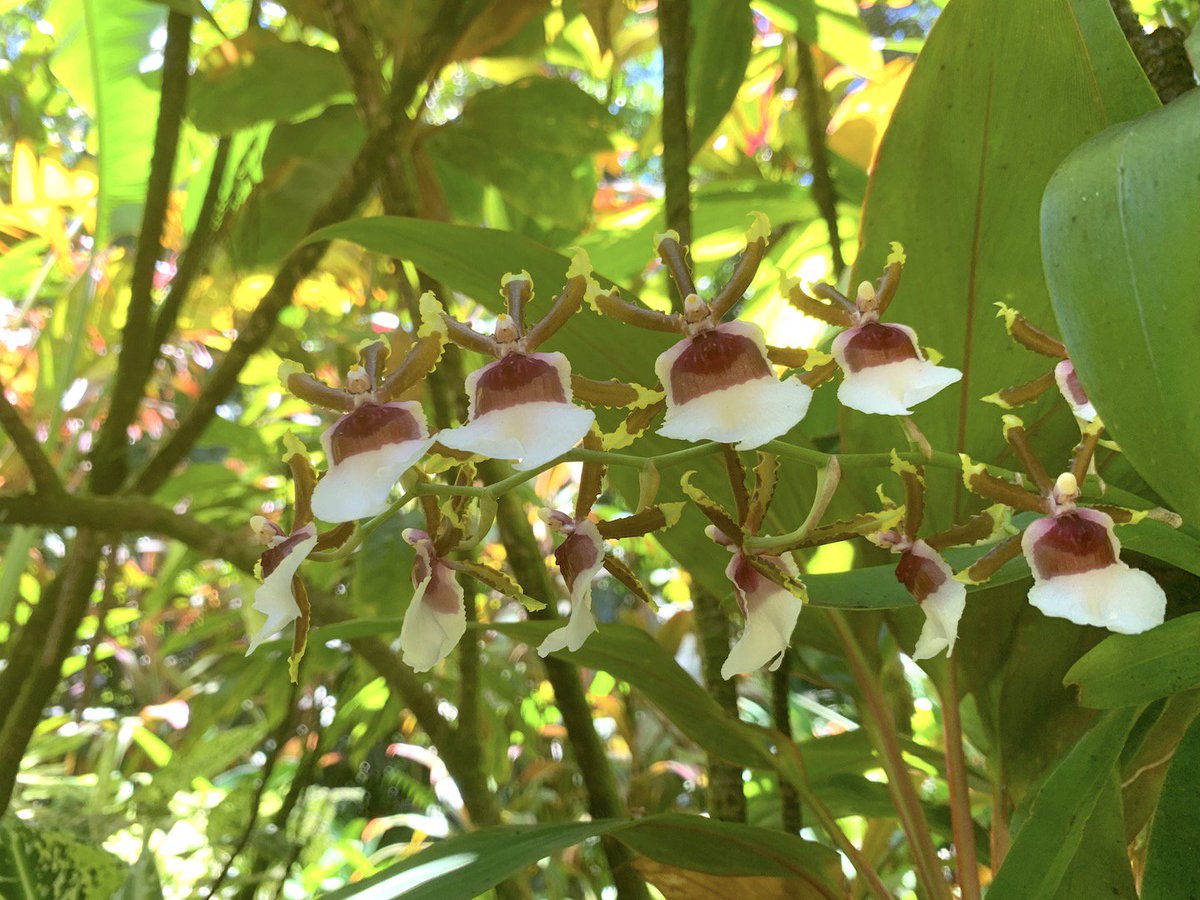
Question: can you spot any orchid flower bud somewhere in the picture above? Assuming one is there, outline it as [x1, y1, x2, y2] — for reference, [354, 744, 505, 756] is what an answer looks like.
[245, 521, 317, 654]
[720, 549, 803, 679]
[311, 401, 434, 523]
[655, 321, 812, 450]
[538, 518, 606, 656]
[1021, 507, 1166, 634]
[831, 320, 962, 416]
[399, 529, 467, 672]
[437, 351, 595, 470]
[1054, 359, 1097, 422]
[894, 539, 966, 659]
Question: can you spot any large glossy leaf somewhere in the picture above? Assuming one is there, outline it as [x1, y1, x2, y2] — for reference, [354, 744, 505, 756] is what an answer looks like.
[1049, 775, 1136, 900]
[688, 0, 755, 155]
[1141, 712, 1200, 899]
[322, 814, 843, 899]
[46, 0, 166, 241]
[188, 30, 351, 134]
[1064, 612, 1200, 708]
[1041, 90, 1200, 523]
[427, 77, 614, 229]
[844, 0, 1159, 528]
[988, 707, 1137, 899]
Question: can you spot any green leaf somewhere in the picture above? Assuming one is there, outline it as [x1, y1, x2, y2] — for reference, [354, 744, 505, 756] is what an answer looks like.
[988, 707, 1137, 899]
[188, 30, 351, 134]
[321, 814, 843, 899]
[764, 0, 881, 77]
[46, 0, 166, 241]
[1041, 89, 1200, 523]
[488, 621, 769, 766]
[232, 104, 366, 268]
[1064, 612, 1200, 708]
[1141, 712, 1200, 899]
[688, 0, 754, 155]
[0, 820, 127, 900]
[1049, 774, 1136, 900]
[427, 77, 613, 229]
[844, 0, 1159, 529]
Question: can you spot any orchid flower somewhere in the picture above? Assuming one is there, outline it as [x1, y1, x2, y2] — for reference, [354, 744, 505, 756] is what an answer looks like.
[869, 452, 1013, 660]
[983, 303, 1098, 424]
[246, 434, 355, 680]
[960, 416, 1175, 634]
[398, 492, 544, 672]
[433, 256, 597, 470]
[284, 334, 444, 522]
[682, 449, 898, 679]
[787, 243, 962, 416]
[537, 449, 679, 655]
[591, 215, 817, 450]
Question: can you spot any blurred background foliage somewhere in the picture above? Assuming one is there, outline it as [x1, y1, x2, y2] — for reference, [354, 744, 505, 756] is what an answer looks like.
[0, 0, 1198, 897]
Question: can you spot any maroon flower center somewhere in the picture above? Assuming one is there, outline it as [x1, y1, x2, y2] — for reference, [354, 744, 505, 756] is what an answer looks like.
[555, 530, 600, 591]
[329, 404, 424, 464]
[261, 532, 309, 579]
[894, 548, 946, 603]
[841, 322, 919, 372]
[1031, 512, 1117, 577]
[670, 330, 772, 405]
[475, 353, 567, 414]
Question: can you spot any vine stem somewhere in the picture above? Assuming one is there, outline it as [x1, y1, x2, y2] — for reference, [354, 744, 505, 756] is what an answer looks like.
[937, 660, 982, 900]
[829, 610, 950, 900]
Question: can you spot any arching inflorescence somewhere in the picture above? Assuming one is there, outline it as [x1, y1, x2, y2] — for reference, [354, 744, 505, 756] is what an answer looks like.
[245, 215, 1178, 683]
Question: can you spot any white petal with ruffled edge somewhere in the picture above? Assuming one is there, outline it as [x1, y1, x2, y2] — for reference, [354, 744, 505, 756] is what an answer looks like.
[539, 522, 606, 656]
[836, 358, 962, 416]
[246, 533, 317, 654]
[721, 552, 803, 679]
[438, 401, 594, 471]
[312, 436, 434, 522]
[400, 560, 467, 673]
[912, 578, 967, 659]
[1027, 563, 1165, 634]
[657, 376, 812, 451]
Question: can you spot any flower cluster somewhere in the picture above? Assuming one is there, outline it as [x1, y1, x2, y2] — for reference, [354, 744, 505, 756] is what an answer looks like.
[242, 216, 1178, 685]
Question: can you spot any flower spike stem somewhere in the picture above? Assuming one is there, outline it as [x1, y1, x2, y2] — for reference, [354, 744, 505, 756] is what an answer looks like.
[829, 610, 951, 900]
[746, 458, 840, 553]
[936, 661, 982, 900]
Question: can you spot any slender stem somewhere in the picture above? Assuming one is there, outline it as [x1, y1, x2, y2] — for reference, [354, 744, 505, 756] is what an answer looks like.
[937, 661, 982, 900]
[0, 378, 63, 494]
[793, 37, 844, 276]
[829, 610, 950, 900]
[90, 12, 194, 493]
[770, 656, 802, 833]
[493, 485, 650, 898]
[658, 0, 692, 251]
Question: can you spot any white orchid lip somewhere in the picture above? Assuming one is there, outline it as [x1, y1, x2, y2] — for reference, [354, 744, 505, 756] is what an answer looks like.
[401, 533, 467, 673]
[895, 539, 966, 659]
[1054, 359, 1097, 421]
[1022, 507, 1166, 634]
[246, 524, 317, 654]
[655, 321, 812, 451]
[539, 519, 605, 656]
[832, 321, 961, 416]
[721, 550, 802, 679]
[438, 351, 594, 471]
[311, 401, 433, 523]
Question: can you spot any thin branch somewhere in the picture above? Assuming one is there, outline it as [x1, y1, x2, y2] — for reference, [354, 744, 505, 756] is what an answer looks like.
[90, 12, 194, 493]
[0, 379, 62, 494]
[771, 656, 802, 833]
[794, 37, 844, 276]
[1109, 0, 1195, 103]
[658, 0, 692, 310]
[937, 662, 982, 900]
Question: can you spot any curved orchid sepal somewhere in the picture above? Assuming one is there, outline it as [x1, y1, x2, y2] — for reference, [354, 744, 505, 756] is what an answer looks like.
[572, 374, 662, 410]
[601, 396, 667, 451]
[801, 245, 962, 416]
[680, 471, 744, 545]
[449, 558, 543, 612]
[985, 303, 1099, 426]
[593, 216, 813, 450]
[595, 502, 685, 539]
[923, 505, 1015, 551]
